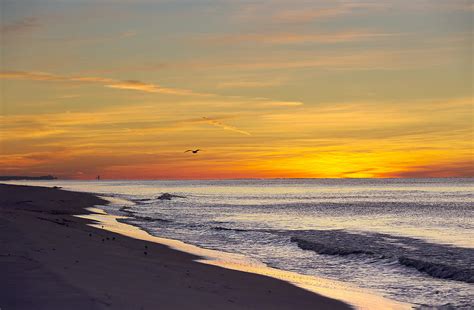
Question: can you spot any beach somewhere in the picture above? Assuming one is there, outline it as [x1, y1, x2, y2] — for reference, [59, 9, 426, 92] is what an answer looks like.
[0, 183, 350, 310]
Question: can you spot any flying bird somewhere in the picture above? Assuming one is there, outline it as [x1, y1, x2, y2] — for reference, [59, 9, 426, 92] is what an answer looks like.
[185, 149, 201, 154]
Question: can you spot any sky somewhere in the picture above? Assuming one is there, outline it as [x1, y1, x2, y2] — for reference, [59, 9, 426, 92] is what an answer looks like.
[0, 0, 472, 179]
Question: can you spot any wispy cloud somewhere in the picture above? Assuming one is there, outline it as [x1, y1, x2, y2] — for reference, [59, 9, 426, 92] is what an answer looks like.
[201, 30, 395, 45]
[45, 31, 139, 46]
[0, 70, 210, 96]
[0, 70, 305, 107]
[176, 46, 457, 72]
[202, 117, 251, 136]
[273, 2, 386, 23]
[235, 0, 471, 27]
[0, 71, 114, 83]
[57, 94, 81, 99]
[262, 101, 304, 107]
[380, 160, 474, 178]
[121, 30, 137, 38]
[217, 80, 283, 89]
[1, 17, 41, 35]
[105, 80, 202, 96]
[231, 1, 386, 25]
[400, 0, 474, 12]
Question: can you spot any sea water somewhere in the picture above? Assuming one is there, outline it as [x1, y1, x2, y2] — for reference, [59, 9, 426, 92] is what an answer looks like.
[9, 178, 473, 308]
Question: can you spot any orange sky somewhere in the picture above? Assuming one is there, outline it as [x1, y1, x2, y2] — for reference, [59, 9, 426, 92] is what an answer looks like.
[1, 0, 472, 179]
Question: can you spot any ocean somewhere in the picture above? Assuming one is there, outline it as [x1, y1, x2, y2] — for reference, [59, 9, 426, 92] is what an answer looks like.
[9, 178, 474, 308]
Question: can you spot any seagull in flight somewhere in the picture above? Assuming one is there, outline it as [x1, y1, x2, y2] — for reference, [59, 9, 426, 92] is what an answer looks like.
[185, 149, 201, 154]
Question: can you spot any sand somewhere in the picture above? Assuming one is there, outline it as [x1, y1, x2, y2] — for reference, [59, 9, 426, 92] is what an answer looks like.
[0, 183, 351, 310]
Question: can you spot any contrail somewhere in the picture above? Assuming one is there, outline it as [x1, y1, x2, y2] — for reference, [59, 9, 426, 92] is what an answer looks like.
[202, 117, 251, 136]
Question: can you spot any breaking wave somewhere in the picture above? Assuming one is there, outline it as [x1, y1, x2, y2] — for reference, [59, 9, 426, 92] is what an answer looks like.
[289, 230, 474, 284]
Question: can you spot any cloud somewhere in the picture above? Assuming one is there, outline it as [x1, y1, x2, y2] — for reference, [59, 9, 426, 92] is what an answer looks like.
[57, 94, 81, 99]
[0, 71, 66, 81]
[259, 97, 473, 140]
[202, 117, 251, 136]
[273, 2, 385, 22]
[0, 70, 209, 96]
[0, 71, 117, 84]
[341, 168, 377, 177]
[398, 0, 474, 12]
[212, 56, 378, 71]
[105, 81, 161, 93]
[106, 80, 207, 96]
[202, 30, 395, 45]
[178, 46, 456, 72]
[380, 160, 474, 178]
[121, 31, 137, 37]
[235, 1, 470, 26]
[46, 31, 140, 46]
[0, 70, 304, 106]
[231, 1, 382, 24]
[262, 101, 304, 107]
[1, 17, 41, 34]
[217, 80, 283, 89]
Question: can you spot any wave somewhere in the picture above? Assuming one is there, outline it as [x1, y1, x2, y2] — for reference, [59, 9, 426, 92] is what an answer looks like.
[398, 256, 474, 283]
[290, 237, 375, 256]
[117, 203, 173, 224]
[212, 226, 250, 232]
[132, 198, 153, 203]
[132, 215, 173, 223]
[289, 230, 474, 284]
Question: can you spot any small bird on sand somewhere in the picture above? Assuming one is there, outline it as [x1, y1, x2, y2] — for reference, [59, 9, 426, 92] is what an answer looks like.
[185, 149, 200, 154]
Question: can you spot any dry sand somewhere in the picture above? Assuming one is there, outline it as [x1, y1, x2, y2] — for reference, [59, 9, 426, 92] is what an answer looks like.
[0, 183, 351, 310]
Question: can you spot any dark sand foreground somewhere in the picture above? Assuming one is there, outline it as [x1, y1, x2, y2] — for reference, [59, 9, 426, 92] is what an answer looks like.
[0, 184, 351, 310]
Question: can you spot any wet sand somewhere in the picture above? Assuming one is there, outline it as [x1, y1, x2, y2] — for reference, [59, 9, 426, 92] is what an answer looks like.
[0, 183, 351, 310]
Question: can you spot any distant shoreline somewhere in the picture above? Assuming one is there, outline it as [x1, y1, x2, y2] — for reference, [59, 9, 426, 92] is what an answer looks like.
[0, 175, 57, 181]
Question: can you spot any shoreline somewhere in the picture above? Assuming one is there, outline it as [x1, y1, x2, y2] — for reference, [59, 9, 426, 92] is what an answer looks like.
[87, 197, 410, 310]
[0, 183, 352, 309]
